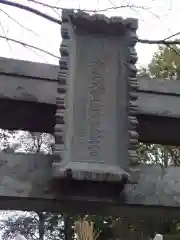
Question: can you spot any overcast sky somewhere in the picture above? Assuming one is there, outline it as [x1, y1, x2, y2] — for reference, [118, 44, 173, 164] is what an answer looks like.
[0, 0, 179, 68]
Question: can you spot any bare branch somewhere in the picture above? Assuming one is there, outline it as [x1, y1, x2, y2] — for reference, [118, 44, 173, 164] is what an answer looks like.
[0, 0, 61, 24]
[167, 44, 180, 57]
[51, 8, 61, 19]
[164, 31, 180, 40]
[25, 45, 49, 63]
[1, 1, 180, 49]
[0, 8, 39, 36]
[28, 0, 149, 12]
[0, 35, 60, 59]
[138, 38, 180, 45]
[145, 10, 173, 35]
[0, 20, 11, 50]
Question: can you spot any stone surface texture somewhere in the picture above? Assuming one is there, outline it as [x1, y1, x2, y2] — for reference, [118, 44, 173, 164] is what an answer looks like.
[53, 10, 139, 183]
[0, 57, 179, 145]
[1, 153, 180, 215]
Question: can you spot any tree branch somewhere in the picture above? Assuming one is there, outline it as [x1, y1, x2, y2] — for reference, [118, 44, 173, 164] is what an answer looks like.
[164, 31, 180, 40]
[138, 38, 180, 45]
[24, 45, 49, 63]
[0, 0, 61, 24]
[28, 0, 149, 12]
[0, 35, 60, 59]
[167, 44, 180, 57]
[0, 20, 11, 50]
[1, 0, 180, 52]
[0, 8, 39, 36]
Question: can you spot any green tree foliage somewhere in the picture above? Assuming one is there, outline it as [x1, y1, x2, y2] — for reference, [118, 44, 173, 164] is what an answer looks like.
[137, 143, 180, 166]
[0, 132, 61, 240]
[0, 212, 38, 240]
[149, 44, 180, 79]
[139, 43, 180, 80]
[134, 43, 180, 239]
[44, 214, 64, 240]
[137, 43, 180, 167]
[0, 212, 64, 240]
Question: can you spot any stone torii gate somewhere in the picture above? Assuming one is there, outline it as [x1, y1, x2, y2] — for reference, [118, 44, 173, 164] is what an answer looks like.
[0, 10, 180, 219]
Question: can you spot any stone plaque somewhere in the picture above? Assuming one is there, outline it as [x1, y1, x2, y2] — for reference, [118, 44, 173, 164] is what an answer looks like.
[53, 10, 139, 184]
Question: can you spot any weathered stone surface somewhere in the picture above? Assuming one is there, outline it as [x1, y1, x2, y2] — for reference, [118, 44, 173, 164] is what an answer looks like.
[0, 80, 180, 145]
[53, 10, 139, 183]
[0, 56, 180, 145]
[138, 93, 180, 118]
[0, 152, 52, 198]
[126, 164, 180, 206]
[1, 58, 180, 119]
[0, 74, 180, 119]
[0, 57, 58, 80]
[1, 152, 180, 217]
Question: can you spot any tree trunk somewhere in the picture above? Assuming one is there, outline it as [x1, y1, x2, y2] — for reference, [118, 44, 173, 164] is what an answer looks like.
[64, 214, 72, 240]
[37, 212, 45, 240]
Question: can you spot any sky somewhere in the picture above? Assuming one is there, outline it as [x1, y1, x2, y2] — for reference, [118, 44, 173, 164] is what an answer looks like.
[0, 0, 180, 69]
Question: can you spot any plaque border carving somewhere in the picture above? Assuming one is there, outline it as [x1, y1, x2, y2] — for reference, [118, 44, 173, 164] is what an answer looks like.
[53, 10, 139, 184]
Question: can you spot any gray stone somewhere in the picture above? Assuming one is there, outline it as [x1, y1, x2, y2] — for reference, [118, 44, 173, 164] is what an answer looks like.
[1, 152, 180, 217]
[53, 10, 139, 183]
[0, 57, 180, 144]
